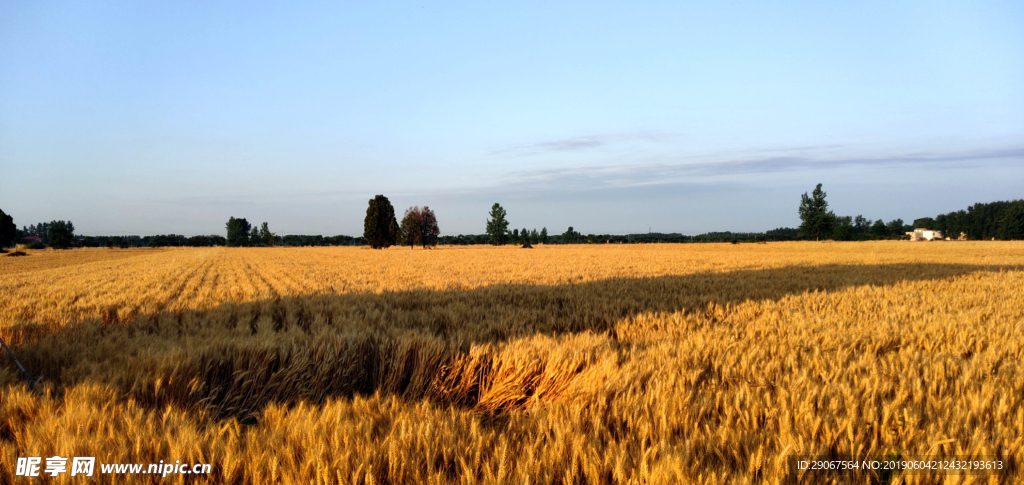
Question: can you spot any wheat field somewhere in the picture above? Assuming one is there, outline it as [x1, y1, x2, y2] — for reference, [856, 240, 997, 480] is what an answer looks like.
[1, 242, 1023, 484]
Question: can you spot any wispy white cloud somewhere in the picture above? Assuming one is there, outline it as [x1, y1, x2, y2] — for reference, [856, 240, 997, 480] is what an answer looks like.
[497, 145, 1024, 192]
[150, 143, 1024, 207]
[492, 131, 676, 156]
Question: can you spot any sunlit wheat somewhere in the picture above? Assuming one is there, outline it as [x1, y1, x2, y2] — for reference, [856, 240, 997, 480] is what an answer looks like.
[1, 242, 1022, 484]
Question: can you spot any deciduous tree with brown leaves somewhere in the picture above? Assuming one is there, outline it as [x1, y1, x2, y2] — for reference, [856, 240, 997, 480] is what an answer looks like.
[401, 206, 440, 248]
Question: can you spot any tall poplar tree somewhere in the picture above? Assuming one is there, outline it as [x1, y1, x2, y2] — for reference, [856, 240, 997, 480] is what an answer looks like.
[486, 203, 509, 245]
[798, 183, 835, 241]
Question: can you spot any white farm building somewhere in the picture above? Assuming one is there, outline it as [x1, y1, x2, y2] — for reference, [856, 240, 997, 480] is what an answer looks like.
[906, 228, 943, 241]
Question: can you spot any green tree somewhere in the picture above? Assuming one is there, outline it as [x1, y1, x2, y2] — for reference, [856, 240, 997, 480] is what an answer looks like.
[798, 183, 835, 241]
[997, 204, 1024, 240]
[540, 227, 548, 244]
[48, 220, 76, 249]
[832, 216, 855, 241]
[364, 195, 399, 249]
[486, 203, 509, 245]
[226, 217, 252, 247]
[913, 217, 936, 229]
[886, 219, 905, 239]
[0, 208, 15, 250]
[562, 226, 581, 244]
[258, 222, 275, 246]
[871, 219, 889, 238]
[853, 215, 870, 238]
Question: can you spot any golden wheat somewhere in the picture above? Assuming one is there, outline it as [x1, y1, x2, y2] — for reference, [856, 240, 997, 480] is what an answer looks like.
[1, 242, 1022, 484]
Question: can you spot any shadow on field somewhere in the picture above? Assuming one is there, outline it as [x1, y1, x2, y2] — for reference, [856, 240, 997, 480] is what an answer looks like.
[2, 262, 1019, 421]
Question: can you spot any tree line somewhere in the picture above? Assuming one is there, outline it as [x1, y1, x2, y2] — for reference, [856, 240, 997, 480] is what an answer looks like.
[0, 214, 365, 249]
[224, 217, 367, 247]
[4, 219, 77, 250]
[797, 183, 1024, 241]
[477, 202, 799, 246]
[88, 233, 365, 249]
[419, 228, 800, 246]
[912, 200, 1024, 241]
[3, 188, 1022, 251]
[797, 184, 911, 241]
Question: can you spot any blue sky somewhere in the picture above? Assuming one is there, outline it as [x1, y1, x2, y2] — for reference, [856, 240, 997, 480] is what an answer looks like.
[1, 1, 1022, 236]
